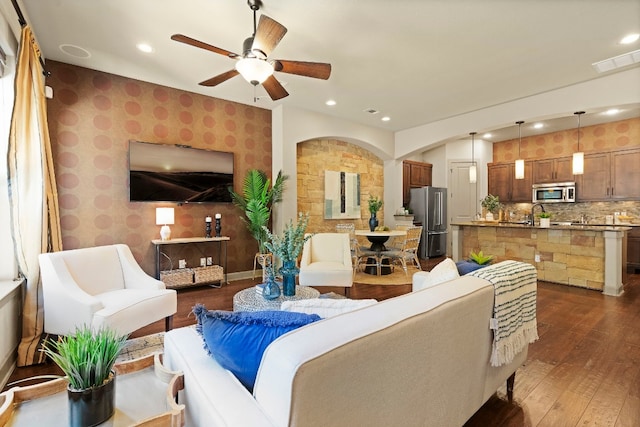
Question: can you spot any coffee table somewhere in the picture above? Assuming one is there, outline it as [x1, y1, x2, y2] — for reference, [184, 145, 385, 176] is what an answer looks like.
[233, 286, 320, 312]
[0, 353, 184, 426]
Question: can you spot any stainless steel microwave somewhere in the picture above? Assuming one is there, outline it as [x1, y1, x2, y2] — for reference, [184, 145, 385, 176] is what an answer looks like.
[532, 182, 576, 203]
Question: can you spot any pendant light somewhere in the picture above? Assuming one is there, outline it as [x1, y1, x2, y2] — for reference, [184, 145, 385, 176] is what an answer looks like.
[469, 132, 477, 184]
[514, 121, 525, 180]
[572, 111, 585, 175]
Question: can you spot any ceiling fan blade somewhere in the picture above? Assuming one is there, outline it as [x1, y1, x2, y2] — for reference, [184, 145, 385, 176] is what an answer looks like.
[273, 60, 331, 80]
[262, 75, 289, 100]
[252, 15, 287, 57]
[199, 69, 240, 87]
[171, 34, 238, 58]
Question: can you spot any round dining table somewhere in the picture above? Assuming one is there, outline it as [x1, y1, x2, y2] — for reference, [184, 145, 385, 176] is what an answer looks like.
[355, 229, 407, 275]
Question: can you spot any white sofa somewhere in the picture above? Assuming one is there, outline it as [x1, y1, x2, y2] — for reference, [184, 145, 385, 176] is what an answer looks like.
[164, 261, 537, 427]
[39, 244, 177, 336]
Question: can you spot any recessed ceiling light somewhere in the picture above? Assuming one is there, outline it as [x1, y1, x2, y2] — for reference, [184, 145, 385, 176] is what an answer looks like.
[381, 116, 391, 122]
[483, 133, 492, 139]
[325, 100, 336, 106]
[59, 44, 91, 58]
[533, 123, 544, 129]
[136, 43, 154, 53]
[620, 33, 640, 45]
[604, 108, 620, 115]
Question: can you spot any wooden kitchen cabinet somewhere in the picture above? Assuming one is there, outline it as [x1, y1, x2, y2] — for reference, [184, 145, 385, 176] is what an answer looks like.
[611, 148, 640, 200]
[403, 160, 432, 206]
[487, 161, 533, 202]
[532, 157, 574, 183]
[577, 148, 640, 201]
[627, 227, 640, 274]
[577, 153, 610, 201]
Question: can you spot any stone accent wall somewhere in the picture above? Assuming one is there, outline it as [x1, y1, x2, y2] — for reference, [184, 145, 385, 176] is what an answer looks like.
[462, 226, 605, 290]
[297, 139, 384, 234]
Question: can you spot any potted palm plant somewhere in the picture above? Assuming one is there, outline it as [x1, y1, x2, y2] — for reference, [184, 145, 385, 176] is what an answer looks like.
[229, 169, 287, 279]
[263, 212, 311, 296]
[228, 169, 287, 253]
[42, 326, 127, 426]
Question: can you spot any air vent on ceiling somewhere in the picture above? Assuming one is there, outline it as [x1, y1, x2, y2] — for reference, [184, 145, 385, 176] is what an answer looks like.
[592, 49, 640, 73]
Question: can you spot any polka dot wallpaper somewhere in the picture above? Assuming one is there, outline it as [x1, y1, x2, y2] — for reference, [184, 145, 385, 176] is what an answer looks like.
[493, 117, 640, 162]
[46, 61, 272, 275]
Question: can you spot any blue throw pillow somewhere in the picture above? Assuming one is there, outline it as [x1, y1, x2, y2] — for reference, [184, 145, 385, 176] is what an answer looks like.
[456, 260, 488, 275]
[193, 304, 321, 391]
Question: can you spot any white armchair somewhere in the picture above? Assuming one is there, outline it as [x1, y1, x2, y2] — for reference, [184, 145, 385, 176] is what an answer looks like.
[299, 233, 353, 296]
[39, 244, 177, 336]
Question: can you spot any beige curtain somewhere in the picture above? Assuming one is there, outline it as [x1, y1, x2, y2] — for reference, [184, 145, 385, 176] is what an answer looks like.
[8, 26, 62, 366]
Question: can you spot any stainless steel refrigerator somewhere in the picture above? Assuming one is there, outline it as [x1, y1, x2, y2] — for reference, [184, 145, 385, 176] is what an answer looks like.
[409, 186, 447, 258]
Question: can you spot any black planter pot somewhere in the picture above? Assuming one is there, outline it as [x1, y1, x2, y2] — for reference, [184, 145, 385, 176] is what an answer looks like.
[68, 372, 116, 427]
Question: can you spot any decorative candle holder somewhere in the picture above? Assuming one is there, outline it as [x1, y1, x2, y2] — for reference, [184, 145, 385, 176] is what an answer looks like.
[215, 214, 222, 238]
[205, 216, 212, 238]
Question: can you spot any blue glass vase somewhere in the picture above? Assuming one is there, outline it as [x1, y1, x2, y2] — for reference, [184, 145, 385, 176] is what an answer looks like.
[369, 212, 379, 231]
[280, 260, 299, 296]
[262, 276, 281, 300]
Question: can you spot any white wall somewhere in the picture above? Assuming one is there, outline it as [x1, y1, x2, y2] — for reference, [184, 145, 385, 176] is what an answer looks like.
[0, 0, 19, 280]
[271, 105, 395, 233]
[395, 68, 640, 159]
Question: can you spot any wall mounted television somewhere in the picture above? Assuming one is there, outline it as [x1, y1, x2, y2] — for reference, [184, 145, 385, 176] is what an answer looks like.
[128, 140, 234, 203]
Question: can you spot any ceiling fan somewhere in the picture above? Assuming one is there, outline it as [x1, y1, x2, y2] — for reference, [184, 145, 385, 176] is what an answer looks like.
[171, 0, 331, 101]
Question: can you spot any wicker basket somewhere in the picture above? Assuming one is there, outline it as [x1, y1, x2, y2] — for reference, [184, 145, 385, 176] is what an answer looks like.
[160, 268, 194, 289]
[193, 265, 224, 284]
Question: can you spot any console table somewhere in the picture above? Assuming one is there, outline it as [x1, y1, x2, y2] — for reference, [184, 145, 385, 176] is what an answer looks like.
[151, 236, 230, 287]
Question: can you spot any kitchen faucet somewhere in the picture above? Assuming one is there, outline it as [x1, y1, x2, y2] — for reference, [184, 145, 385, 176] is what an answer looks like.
[531, 203, 545, 226]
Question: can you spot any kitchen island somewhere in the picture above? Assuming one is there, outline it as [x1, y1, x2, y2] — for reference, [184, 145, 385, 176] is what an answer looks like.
[451, 222, 632, 296]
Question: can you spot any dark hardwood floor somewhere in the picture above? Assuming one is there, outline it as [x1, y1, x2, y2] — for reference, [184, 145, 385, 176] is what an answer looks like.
[6, 258, 640, 426]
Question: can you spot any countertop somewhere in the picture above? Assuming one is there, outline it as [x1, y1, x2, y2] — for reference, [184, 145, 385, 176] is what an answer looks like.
[452, 221, 634, 231]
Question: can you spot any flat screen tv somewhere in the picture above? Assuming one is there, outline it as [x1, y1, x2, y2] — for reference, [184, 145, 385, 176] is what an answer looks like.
[129, 140, 234, 203]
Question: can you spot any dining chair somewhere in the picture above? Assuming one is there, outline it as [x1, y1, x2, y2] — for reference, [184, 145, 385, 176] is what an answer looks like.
[380, 226, 423, 275]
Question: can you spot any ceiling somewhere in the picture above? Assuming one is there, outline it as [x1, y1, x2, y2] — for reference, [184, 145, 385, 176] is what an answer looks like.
[16, 0, 640, 141]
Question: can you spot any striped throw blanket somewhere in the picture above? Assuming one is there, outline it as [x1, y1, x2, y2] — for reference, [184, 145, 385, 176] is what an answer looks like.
[469, 260, 539, 367]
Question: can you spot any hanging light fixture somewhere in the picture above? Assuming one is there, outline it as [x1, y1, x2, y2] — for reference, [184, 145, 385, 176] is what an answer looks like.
[572, 111, 585, 175]
[469, 132, 477, 184]
[515, 121, 525, 180]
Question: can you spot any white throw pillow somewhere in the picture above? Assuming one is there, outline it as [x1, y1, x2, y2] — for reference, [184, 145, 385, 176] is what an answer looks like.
[280, 298, 377, 318]
[412, 258, 460, 292]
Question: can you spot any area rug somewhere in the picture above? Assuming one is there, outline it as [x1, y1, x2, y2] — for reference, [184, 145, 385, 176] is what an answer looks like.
[116, 332, 165, 363]
[354, 266, 420, 286]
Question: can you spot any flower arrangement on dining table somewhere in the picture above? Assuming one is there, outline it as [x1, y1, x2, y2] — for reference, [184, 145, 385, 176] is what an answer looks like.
[368, 195, 383, 214]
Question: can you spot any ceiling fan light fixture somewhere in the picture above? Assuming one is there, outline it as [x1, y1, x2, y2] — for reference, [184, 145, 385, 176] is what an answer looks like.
[235, 57, 274, 85]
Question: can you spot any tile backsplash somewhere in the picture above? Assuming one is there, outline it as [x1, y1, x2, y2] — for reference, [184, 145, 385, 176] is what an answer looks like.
[501, 201, 640, 224]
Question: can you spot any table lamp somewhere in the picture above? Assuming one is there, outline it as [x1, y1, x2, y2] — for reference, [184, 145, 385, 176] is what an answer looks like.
[156, 207, 174, 241]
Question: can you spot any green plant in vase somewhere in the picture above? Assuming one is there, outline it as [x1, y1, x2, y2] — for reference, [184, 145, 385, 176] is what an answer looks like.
[42, 326, 128, 426]
[368, 195, 383, 231]
[481, 194, 501, 221]
[469, 250, 494, 265]
[228, 169, 287, 254]
[263, 212, 312, 296]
